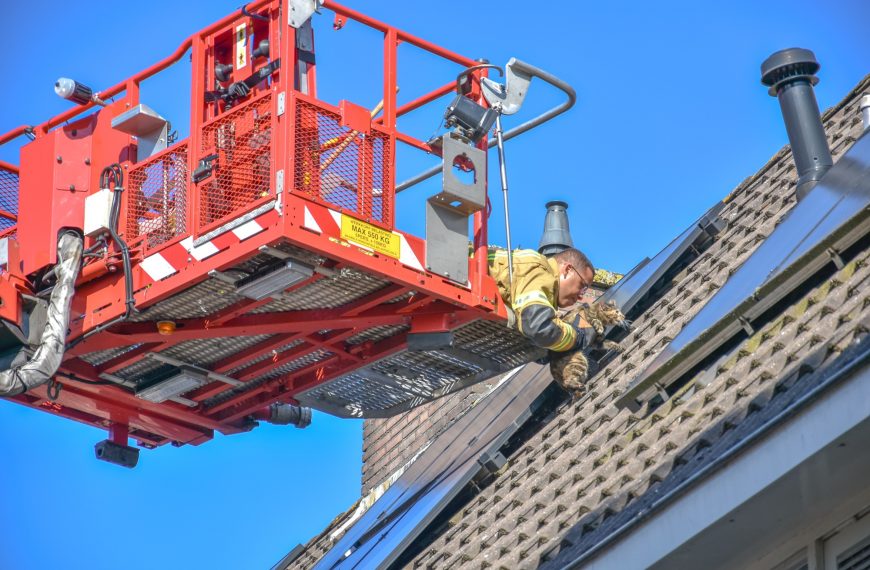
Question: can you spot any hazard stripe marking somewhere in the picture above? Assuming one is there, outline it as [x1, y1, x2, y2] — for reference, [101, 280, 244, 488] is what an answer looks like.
[180, 237, 219, 261]
[140, 253, 178, 281]
[303, 206, 322, 233]
[232, 219, 264, 240]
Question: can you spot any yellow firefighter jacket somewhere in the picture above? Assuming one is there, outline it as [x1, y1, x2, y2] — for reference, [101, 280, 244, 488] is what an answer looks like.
[488, 248, 577, 352]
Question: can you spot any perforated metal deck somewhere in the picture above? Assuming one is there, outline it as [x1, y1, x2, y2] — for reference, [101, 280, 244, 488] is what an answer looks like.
[77, 251, 541, 422]
[295, 320, 543, 418]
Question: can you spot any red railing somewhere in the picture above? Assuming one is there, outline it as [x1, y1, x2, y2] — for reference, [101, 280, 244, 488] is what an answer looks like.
[0, 161, 19, 238]
[293, 94, 393, 228]
[126, 143, 189, 250]
[198, 92, 275, 233]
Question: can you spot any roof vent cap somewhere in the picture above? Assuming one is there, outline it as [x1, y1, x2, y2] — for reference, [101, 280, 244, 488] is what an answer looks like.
[538, 200, 574, 256]
[761, 48, 820, 96]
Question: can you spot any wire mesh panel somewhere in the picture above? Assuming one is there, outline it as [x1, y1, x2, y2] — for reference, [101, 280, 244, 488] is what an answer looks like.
[0, 165, 18, 235]
[293, 96, 393, 228]
[126, 143, 189, 249]
[295, 320, 546, 418]
[199, 93, 273, 231]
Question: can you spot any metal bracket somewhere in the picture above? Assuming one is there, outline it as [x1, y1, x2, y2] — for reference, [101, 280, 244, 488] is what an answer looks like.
[276, 169, 285, 195]
[425, 134, 487, 283]
[274, 170, 284, 216]
[434, 134, 487, 215]
[827, 247, 845, 269]
[481, 57, 533, 116]
[111, 103, 170, 161]
[145, 353, 244, 387]
[289, 0, 322, 29]
[737, 315, 755, 335]
[277, 91, 286, 116]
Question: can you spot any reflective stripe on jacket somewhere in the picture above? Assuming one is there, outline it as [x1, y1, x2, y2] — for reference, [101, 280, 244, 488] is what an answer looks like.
[488, 248, 577, 352]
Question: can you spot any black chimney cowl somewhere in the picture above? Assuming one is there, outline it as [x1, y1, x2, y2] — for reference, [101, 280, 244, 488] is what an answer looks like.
[538, 201, 574, 256]
[761, 48, 833, 201]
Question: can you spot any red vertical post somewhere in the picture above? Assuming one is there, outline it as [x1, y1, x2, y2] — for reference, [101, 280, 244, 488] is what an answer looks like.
[305, 23, 318, 97]
[109, 422, 129, 446]
[471, 68, 490, 295]
[125, 79, 140, 108]
[383, 28, 397, 228]
[281, 12, 297, 217]
[188, 33, 207, 236]
[359, 136, 372, 220]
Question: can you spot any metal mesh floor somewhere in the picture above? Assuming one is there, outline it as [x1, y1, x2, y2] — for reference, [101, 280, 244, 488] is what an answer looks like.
[130, 277, 246, 322]
[295, 319, 545, 418]
[202, 349, 334, 408]
[249, 268, 389, 313]
[115, 334, 274, 385]
[79, 344, 143, 367]
[79, 241, 532, 419]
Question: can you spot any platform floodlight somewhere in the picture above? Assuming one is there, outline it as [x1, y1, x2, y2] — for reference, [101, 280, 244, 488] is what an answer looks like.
[234, 259, 315, 300]
[135, 367, 208, 403]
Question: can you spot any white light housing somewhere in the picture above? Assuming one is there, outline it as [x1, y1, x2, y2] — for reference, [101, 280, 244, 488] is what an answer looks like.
[235, 259, 314, 300]
[136, 367, 208, 403]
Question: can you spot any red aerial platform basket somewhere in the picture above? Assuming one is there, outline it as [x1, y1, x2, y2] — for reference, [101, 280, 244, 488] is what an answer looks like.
[0, 0, 573, 464]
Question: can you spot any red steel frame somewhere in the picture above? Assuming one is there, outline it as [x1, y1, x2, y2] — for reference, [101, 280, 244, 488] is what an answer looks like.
[0, 0, 508, 450]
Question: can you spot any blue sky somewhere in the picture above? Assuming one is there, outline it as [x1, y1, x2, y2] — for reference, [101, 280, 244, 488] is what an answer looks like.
[1, 1, 869, 568]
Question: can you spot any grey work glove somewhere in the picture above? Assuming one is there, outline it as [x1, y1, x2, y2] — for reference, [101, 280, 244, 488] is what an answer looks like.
[228, 81, 251, 100]
[566, 313, 598, 351]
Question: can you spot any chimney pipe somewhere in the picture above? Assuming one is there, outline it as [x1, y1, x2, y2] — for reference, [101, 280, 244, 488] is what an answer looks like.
[538, 200, 574, 256]
[860, 94, 870, 132]
[761, 48, 832, 201]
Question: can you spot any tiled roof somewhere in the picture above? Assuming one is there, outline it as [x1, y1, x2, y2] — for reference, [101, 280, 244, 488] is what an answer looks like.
[283, 74, 870, 569]
[406, 75, 870, 569]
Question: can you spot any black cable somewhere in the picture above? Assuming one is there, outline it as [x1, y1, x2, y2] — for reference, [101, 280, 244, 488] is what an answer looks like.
[106, 164, 135, 317]
[67, 165, 136, 349]
[57, 372, 113, 386]
[46, 379, 62, 400]
[241, 3, 269, 21]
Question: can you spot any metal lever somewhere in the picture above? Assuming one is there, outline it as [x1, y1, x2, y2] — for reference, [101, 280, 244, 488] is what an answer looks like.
[494, 112, 514, 286]
[481, 58, 532, 115]
[456, 63, 503, 94]
[192, 154, 219, 183]
[396, 59, 576, 193]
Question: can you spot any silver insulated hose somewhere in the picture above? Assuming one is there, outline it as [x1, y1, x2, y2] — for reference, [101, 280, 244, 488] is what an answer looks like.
[0, 232, 83, 396]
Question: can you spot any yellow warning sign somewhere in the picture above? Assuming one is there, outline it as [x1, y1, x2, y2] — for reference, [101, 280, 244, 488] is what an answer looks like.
[340, 215, 400, 259]
[235, 24, 247, 69]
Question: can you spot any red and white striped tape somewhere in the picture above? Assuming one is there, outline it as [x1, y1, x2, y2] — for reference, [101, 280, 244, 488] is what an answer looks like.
[138, 208, 281, 283]
[301, 203, 425, 272]
[137, 201, 426, 284]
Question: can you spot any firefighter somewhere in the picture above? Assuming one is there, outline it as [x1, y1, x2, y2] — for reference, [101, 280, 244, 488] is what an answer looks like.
[488, 247, 598, 353]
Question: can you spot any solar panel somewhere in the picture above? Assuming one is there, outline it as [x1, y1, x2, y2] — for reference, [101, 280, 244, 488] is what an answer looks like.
[311, 364, 553, 570]
[601, 202, 725, 317]
[617, 130, 870, 410]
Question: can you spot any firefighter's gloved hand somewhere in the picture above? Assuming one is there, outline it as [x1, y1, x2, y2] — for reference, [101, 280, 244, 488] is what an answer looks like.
[228, 81, 251, 100]
[566, 313, 598, 351]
